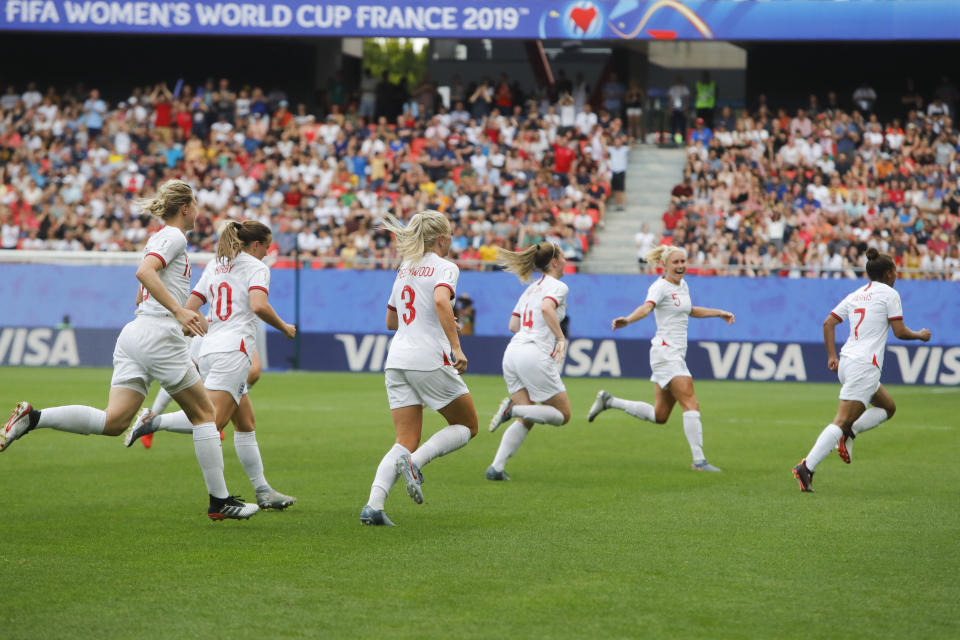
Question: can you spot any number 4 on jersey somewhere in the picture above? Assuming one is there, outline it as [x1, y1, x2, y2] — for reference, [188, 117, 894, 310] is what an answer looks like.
[522, 307, 534, 329]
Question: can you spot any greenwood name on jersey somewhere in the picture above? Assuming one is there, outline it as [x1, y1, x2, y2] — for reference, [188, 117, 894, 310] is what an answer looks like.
[385, 252, 459, 371]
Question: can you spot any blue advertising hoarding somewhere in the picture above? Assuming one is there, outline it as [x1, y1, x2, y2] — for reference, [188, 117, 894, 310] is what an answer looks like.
[2, 0, 960, 40]
[3, 325, 957, 386]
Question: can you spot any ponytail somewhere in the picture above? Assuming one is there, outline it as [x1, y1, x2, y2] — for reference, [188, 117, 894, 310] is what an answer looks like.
[381, 209, 450, 265]
[644, 244, 687, 266]
[136, 179, 194, 220]
[498, 242, 560, 283]
[216, 219, 272, 262]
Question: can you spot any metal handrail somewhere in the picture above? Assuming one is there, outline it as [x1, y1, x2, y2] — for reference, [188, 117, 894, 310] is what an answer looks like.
[1, 250, 958, 277]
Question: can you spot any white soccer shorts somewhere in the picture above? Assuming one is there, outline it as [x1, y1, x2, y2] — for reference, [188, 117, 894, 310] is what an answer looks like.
[502, 341, 566, 403]
[837, 357, 881, 408]
[198, 351, 251, 406]
[385, 367, 470, 411]
[111, 316, 201, 397]
[649, 344, 692, 389]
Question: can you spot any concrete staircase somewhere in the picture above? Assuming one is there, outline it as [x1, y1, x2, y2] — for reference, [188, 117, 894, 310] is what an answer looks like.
[580, 146, 686, 273]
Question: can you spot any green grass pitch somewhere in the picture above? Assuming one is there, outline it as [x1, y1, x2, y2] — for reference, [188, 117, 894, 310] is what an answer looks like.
[0, 367, 957, 639]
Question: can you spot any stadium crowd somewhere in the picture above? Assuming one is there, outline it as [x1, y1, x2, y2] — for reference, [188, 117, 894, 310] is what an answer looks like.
[0, 74, 632, 270]
[657, 84, 960, 280]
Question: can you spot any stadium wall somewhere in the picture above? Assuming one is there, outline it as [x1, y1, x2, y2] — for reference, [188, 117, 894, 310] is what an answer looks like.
[3, 268, 958, 385]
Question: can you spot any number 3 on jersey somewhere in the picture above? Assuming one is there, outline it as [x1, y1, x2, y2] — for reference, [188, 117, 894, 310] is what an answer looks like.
[401, 285, 416, 325]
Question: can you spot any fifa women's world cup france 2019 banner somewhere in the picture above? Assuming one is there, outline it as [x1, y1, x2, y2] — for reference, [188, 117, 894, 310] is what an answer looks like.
[2, 0, 960, 39]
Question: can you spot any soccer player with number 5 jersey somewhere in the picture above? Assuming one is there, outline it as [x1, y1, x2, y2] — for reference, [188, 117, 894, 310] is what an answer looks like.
[792, 248, 931, 492]
[360, 211, 479, 526]
[587, 245, 734, 472]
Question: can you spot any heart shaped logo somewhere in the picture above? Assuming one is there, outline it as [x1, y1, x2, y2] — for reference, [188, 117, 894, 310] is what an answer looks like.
[569, 6, 597, 33]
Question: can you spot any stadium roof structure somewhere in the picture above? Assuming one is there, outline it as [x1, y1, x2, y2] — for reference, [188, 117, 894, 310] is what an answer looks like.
[2, 0, 959, 40]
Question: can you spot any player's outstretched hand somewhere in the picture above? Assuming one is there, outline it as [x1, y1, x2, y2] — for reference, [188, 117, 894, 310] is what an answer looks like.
[721, 310, 735, 325]
[451, 347, 468, 374]
[176, 308, 207, 337]
[919, 328, 931, 342]
[612, 317, 630, 330]
[282, 323, 297, 340]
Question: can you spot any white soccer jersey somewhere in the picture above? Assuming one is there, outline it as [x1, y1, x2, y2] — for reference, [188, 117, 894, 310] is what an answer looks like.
[645, 277, 692, 355]
[509, 274, 569, 356]
[385, 252, 459, 371]
[137, 226, 191, 318]
[830, 280, 903, 369]
[192, 252, 270, 360]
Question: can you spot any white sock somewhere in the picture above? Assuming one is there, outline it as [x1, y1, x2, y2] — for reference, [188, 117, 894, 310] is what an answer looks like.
[491, 420, 529, 472]
[510, 405, 564, 426]
[234, 431, 269, 493]
[151, 388, 173, 415]
[609, 397, 656, 422]
[807, 424, 843, 471]
[853, 408, 888, 436]
[193, 422, 228, 499]
[36, 405, 106, 435]
[156, 411, 194, 434]
[411, 424, 471, 469]
[682, 410, 705, 463]
[368, 443, 408, 510]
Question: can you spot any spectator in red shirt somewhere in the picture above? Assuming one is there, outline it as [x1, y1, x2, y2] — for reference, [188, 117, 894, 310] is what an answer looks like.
[553, 137, 576, 184]
[150, 82, 173, 144]
[662, 202, 683, 236]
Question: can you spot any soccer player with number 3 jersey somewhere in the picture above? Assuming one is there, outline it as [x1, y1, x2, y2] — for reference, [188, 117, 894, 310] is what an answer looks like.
[587, 245, 734, 472]
[486, 242, 572, 481]
[792, 248, 931, 492]
[361, 211, 479, 526]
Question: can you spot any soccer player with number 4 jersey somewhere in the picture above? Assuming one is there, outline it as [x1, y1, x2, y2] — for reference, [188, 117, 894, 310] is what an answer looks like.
[587, 245, 734, 472]
[792, 248, 931, 492]
[361, 211, 479, 526]
[487, 242, 571, 480]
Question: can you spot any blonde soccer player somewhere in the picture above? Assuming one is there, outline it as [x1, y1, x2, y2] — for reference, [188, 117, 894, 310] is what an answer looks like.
[1, 180, 257, 520]
[792, 248, 931, 492]
[587, 245, 734, 472]
[124, 220, 298, 509]
[361, 210, 479, 526]
[486, 242, 571, 480]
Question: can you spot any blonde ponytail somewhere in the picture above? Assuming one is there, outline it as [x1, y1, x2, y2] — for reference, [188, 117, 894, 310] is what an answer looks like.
[137, 179, 194, 220]
[498, 242, 560, 283]
[381, 210, 450, 265]
[644, 244, 686, 266]
[216, 219, 272, 262]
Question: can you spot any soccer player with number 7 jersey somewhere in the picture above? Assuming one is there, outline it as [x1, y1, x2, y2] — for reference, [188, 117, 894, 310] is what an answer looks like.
[792, 248, 931, 492]
[360, 211, 478, 526]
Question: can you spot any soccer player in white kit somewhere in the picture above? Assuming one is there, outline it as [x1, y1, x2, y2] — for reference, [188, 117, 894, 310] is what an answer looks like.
[486, 242, 572, 480]
[125, 220, 298, 509]
[361, 210, 479, 526]
[1, 180, 257, 520]
[587, 245, 734, 471]
[792, 248, 931, 492]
